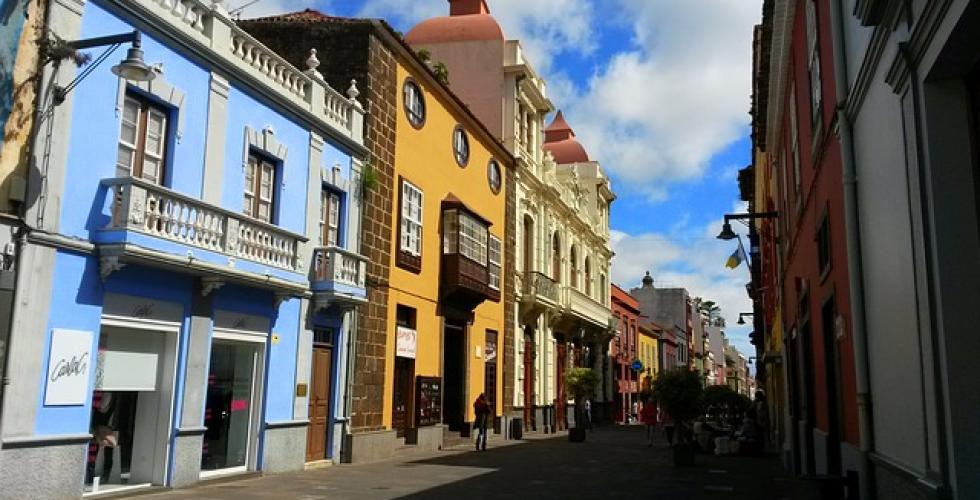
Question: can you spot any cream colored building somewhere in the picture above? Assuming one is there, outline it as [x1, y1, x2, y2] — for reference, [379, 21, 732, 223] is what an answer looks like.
[404, 0, 615, 432]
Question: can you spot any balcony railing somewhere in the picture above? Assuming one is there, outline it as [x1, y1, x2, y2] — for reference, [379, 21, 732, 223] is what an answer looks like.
[565, 286, 611, 328]
[103, 177, 303, 271]
[523, 271, 558, 303]
[313, 246, 367, 289]
[137, 0, 364, 144]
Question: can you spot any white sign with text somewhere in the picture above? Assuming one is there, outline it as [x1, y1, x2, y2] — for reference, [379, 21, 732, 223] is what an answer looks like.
[44, 329, 93, 406]
[396, 326, 417, 359]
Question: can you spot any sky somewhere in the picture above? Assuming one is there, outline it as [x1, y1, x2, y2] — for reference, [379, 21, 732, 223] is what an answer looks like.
[236, 0, 763, 357]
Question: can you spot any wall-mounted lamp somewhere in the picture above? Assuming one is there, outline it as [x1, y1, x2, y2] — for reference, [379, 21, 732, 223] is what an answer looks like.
[736, 312, 754, 325]
[53, 30, 155, 105]
[716, 211, 779, 240]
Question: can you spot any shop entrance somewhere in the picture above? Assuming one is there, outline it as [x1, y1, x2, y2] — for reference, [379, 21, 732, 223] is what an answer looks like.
[443, 320, 466, 431]
[306, 329, 333, 462]
[201, 340, 262, 475]
[85, 324, 177, 495]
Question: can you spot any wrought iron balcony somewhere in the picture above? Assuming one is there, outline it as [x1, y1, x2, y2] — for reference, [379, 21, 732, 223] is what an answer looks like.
[102, 177, 304, 272]
[312, 246, 368, 308]
[518, 271, 558, 323]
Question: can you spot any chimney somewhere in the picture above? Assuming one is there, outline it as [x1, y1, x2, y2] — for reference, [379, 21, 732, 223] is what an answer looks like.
[449, 0, 490, 16]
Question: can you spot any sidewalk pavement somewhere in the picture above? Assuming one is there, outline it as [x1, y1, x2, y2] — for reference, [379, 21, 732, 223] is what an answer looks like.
[123, 426, 815, 500]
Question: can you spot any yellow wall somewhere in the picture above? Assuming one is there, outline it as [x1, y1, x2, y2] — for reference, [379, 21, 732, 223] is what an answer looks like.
[638, 330, 659, 384]
[381, 61, 508, 428]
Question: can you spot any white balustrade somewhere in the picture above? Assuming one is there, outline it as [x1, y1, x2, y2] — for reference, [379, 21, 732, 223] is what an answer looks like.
[324, 90, 351, 131]
[152, 0, 208, 33]
[104, 177, 302, 272]
[313, 246, 368, 289]
[567, 286, 611, 328]
[230, 33, 309, 99]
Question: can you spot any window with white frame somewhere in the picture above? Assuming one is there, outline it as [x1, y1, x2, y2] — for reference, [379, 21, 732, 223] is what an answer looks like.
[805, 0, 822, 125]
[458, 212, 487, 264]
[400, 180, 423, 257]
[244, 153, 276, 223]
[488, 234, 501, 290]
[404, 79, 425, 127]
[117, 94, 169, 184]
[320, 189, 341, 247]
[453, 126, 469, 167]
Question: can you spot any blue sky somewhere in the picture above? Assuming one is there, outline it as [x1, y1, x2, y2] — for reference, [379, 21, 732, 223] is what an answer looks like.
[240, 0, 761, 356]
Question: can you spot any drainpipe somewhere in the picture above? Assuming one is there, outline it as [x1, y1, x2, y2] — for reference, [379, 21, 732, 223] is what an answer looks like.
[828, 0, 875, 497]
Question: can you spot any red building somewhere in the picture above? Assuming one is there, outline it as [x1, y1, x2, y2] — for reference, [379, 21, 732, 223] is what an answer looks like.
[610, 284, 640, 424]
[751, 0, 859, 481]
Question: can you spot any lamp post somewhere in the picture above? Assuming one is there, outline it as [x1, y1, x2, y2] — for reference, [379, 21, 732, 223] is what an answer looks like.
[736, 312, 754, 325]
[716, 211, 778, 240]
[52, 30, 156, 105]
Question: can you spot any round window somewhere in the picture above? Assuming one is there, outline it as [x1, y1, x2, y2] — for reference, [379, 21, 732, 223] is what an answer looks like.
[453, 126, 469, 167]
[487, 159, 502, 194]
[403, 79, 425, 128]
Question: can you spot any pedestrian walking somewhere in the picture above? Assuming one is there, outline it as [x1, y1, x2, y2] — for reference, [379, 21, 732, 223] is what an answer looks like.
[473, 393, 490, 451]
[584, 399, 593, 430]
[640, 398, 658, 446]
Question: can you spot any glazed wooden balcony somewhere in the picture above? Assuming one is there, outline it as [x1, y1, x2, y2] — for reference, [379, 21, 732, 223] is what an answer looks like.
[102, 177, 303, 272]
[312, 246, 368, 308]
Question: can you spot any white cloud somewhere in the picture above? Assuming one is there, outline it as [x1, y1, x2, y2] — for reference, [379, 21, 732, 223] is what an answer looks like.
[565, 0, 761, 195]
[611, 202, 757, 358]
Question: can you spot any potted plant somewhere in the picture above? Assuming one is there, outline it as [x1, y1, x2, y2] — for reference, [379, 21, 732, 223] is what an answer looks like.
[651, 368, 703, 466]
[563, 367, 599, 442]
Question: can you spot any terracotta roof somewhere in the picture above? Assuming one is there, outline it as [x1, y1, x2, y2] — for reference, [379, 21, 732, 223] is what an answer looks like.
[244, 8, 336, 23]
[543, 110, 590, 164]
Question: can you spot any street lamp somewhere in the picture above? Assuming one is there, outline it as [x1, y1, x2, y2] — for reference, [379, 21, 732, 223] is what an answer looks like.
[736, 312, 754, 325]
[716, 211, 779, 240]
[53, 30, 155, 105]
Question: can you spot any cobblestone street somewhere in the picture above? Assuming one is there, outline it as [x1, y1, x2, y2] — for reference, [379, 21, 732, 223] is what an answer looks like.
[127, 426, 808, 500]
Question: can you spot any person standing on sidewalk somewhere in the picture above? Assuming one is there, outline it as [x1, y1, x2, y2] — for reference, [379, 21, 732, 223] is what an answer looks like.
[584, 399, 593, 430]
[473, 393, 490, 451]
[640, 398, 658, 446]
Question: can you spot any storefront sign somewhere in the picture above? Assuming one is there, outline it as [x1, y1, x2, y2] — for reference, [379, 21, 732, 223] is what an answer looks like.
[103, 293, 182, 324]
[396, 326, 417, 359]
[485, 339, 497, 362]
[44, 329, 93, 406]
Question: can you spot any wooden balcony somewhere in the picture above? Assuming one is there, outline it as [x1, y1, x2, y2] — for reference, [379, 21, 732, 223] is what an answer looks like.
[312, 246, 368, 309]
[441, 253, 492, 310]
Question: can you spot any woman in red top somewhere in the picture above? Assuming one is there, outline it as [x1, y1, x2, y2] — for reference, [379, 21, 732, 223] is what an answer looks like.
[640, 398, 658, 447]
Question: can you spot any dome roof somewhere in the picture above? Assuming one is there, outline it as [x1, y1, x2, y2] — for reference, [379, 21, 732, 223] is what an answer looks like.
[543, 110, 590, 164]
[404, 0, 504, 45]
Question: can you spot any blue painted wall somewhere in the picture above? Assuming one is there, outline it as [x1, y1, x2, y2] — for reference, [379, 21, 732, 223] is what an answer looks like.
[63, 3, 209, 240]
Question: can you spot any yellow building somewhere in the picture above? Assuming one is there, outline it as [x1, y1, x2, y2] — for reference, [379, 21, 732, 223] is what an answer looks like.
[382, 53, 513, 442]
[638, 322, 660, 389]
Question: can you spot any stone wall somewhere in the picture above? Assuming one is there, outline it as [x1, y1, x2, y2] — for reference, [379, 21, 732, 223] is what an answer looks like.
[502, 163, 516, 413]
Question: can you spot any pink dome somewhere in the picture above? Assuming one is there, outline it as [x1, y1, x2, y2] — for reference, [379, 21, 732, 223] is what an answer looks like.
[404, 0, 504, 44]
[543, 111, 590, 164]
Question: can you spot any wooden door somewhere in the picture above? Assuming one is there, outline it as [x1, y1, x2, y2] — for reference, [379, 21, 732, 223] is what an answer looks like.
[306, 347, 332, 462]
[392, 357, 414, 437]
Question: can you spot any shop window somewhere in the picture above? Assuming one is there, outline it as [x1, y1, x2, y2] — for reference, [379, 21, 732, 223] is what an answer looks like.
[117, 94, 170, 184]
[243, 152, 278, 223]
[403, 78, 425, 128]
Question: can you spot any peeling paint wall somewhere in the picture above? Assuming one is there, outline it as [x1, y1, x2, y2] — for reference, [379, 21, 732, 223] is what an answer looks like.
[0, 0, 41, 213]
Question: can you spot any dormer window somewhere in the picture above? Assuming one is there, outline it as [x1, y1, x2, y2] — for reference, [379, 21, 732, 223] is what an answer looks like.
[403, 78, 426, 128]
[453, 126, 469, 167]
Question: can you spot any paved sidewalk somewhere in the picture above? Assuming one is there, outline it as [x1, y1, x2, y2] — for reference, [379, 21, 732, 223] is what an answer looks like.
[126, 426, 812, 499]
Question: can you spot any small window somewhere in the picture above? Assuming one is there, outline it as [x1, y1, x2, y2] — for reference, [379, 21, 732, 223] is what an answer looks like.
[488, 234, 502, 291]
[487, 159, 501, 194]
[117, 94, 170, 184]
[320, 189, 341, 247]
[403, 79, 426, 128]
[398, 179, 424, 272]
[453, 126, 469, 167]
[244, 152, 277, 223]
[817, 213, 831, 277]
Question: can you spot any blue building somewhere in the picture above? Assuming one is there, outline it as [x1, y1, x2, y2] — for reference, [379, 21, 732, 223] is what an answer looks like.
[0, 0, 368, 497]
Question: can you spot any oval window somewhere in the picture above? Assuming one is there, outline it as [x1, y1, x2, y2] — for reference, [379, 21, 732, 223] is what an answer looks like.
[487, 159, 502, 194]
[453, 126, 469, 167]
[403, 79, 425, 128]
